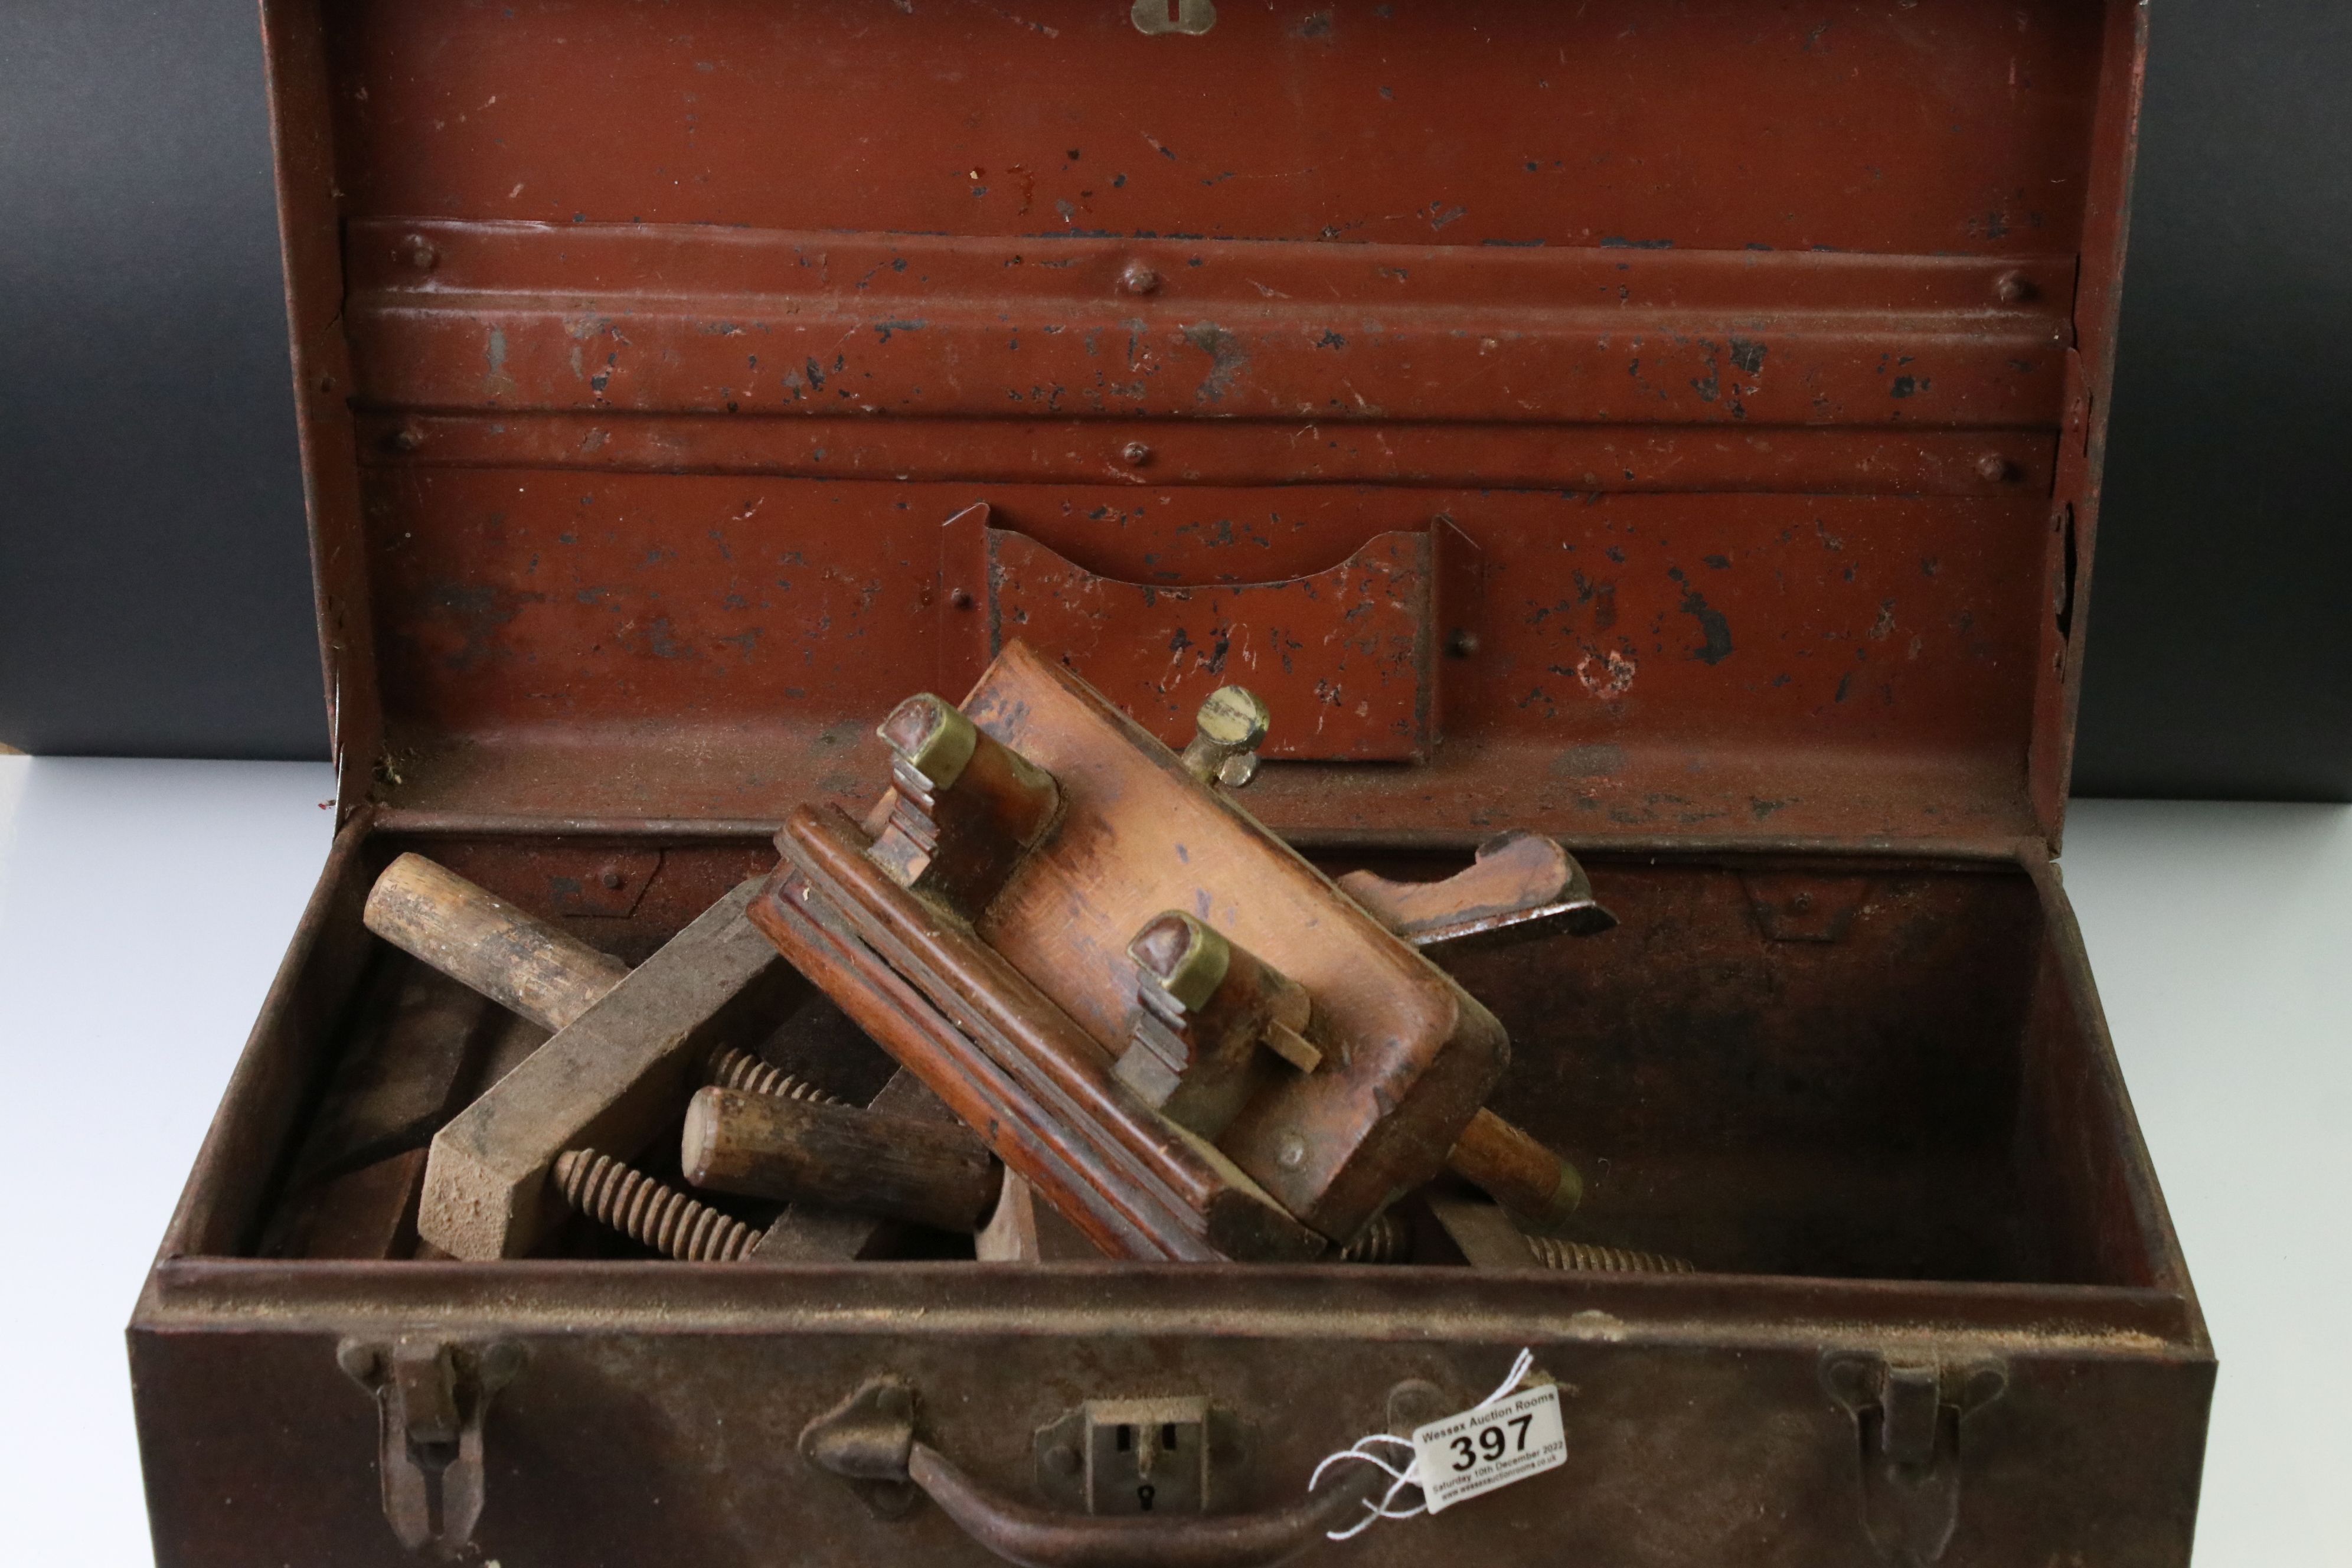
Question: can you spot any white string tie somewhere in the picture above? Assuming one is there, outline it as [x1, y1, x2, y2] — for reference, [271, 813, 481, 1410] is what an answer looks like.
[1307, 1348, 1536, 1541]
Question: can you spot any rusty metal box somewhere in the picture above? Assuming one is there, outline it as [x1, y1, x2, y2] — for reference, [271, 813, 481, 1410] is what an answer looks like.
[131, 3, 2210, 1564]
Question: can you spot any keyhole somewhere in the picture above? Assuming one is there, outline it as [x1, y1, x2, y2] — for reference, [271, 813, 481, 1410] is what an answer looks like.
[1138, 1483, 1156, 1511]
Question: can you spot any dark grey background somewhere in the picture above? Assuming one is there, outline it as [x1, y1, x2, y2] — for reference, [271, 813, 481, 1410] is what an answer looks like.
[2, 1, 2346, 798]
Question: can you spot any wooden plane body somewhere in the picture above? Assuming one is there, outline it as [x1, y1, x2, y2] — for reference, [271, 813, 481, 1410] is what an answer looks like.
[752, 641, 1508, 1259]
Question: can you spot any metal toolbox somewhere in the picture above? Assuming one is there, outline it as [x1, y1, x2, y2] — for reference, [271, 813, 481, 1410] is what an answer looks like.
[131, 3, 2209, 1563]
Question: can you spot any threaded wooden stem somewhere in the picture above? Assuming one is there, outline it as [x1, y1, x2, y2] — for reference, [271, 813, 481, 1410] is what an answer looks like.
[703, 1046, 840, 1106]
[1523, 1234, 1695, 1275]
[1337, 1208, 1410, 1264]
[551, 1149, 754, 1262]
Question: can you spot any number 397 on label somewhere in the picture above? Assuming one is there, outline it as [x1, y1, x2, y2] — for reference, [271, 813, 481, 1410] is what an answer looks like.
[1409, 1383, 1567, 1514]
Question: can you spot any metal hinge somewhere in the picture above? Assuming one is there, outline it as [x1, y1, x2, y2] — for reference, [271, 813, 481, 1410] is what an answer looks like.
[2060, 348, 2092, 463]
[338, 1336, 525, 1558]
[1821, 1351, 2008, 1566]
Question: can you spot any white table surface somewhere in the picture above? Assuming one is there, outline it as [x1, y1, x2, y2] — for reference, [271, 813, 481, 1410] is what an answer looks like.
[0, 754, 2341, 1566]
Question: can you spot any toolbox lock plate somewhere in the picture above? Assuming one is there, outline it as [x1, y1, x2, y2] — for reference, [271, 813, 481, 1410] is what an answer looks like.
[1821, 1351, 2008, 1566]
[337, 1336, 525, 1559]
[1031, 1395, 1250, 1516]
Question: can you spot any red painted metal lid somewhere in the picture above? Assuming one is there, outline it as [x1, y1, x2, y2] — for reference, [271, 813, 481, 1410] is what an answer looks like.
[272, 0, 2144, 853]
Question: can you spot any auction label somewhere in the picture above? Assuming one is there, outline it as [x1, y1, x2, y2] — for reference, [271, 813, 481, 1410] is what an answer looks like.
[1409, 1382, 1566, 1514]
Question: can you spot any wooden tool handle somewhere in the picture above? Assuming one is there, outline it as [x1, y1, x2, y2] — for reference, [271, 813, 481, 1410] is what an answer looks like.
[363, 852, 628, 1032]
[682, 1086, 1003, 1233]
[1445, 1109, 1583, 1233]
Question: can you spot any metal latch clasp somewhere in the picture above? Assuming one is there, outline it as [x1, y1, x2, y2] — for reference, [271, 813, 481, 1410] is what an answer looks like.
[1821, 1351, 2007, 1565]
[1131, 0, 1216, 36]
[338, 1336, 525, 1557]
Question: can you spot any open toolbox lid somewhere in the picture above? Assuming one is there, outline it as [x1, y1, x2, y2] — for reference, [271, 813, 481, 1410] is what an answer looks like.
[266, 0, 2145, 855]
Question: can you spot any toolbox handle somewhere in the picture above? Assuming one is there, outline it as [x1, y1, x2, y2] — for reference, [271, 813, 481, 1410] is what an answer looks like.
[909, 1442, 1383, 1568]
[803, 1375, 1397, 1568]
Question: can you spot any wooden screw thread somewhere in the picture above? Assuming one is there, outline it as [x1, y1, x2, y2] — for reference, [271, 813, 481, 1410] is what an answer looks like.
[1523, 1234, 1694, 1275]
[1337, 1208, 1409, 1264]
[703, 1046, 839, 1106]
[551, 1149, 753, 1262]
